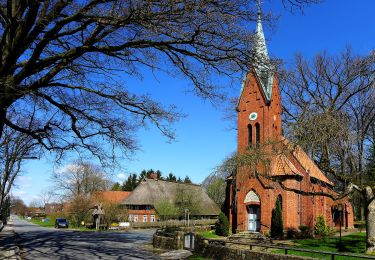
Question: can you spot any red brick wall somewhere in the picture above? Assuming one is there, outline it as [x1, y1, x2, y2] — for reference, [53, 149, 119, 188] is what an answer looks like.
[128, 208, 158, 222]
[237, 71, 282, 154]
[228, 70, 354, 234]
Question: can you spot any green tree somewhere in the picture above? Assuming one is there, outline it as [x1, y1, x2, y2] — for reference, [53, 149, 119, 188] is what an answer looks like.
[314, 215, 329, 237]
[122, 173, 138, 191]
[175, 185, 201, 217]
[207, 179, 226, 210]
[183, 176, 192, 184]
[111, 182, 121, 191]
[154, 199, 178, 221]
[166, 173, 177, 182]
[270, 199, 283, 238]
[215, 212, 229, 236]
[0, 196, 10, 223]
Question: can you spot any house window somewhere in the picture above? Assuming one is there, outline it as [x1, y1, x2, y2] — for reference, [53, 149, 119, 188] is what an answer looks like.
[146, 205, 151, 210]
[248, 124, 252, 146]
[133, 215, 138, 222]
[255, 123, 260, 146]
[128, 214, 133, 222]
[143, 215, 147, 222]
[133, 205, 139, 210]
[151, 215, 155, 222]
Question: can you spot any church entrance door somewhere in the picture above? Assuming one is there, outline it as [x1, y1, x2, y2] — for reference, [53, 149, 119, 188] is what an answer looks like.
[247, 205, 260, 232]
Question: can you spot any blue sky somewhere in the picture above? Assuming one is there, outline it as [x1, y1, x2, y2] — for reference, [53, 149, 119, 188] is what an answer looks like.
[13, 0, 374, 205]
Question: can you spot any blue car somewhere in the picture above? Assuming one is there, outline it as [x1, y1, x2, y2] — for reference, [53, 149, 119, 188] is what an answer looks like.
[55, 218, 69, 228]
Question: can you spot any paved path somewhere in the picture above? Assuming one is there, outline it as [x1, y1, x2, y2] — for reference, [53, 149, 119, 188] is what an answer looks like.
[13, 216, 160, 260]
[0, 219, 19, 260]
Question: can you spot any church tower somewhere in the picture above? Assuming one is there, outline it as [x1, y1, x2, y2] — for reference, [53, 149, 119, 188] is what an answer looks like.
[236, 1, 282, 154]
[226, 1, 354, 235]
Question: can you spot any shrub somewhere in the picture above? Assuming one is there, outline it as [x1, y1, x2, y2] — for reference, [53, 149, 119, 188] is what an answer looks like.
[314, 215, 329, 237]
[270, 199, 283, 238]
[299, 225, 313, 238]
[354, 221, 366, 232]
[215, 212, 229, 236]
[286, 227, 299, 239]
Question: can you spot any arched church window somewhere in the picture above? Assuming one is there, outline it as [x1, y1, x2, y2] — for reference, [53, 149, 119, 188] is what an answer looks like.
[255, 123, 260, 146]
[248, 124, 252, 146]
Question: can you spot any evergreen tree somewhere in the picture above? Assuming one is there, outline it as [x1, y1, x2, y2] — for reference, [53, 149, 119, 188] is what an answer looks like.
[215, 212, 229, 236]
[270, 199, 283, 238]
[166, 173, 177, 182]
[139, 170, 148, 181]
[0, 196, 10, 223]
[183, 176, 192, 183]
[121, 173, 138, 191]
[156, 170, 163, 180]
[111, 182, 122, 191]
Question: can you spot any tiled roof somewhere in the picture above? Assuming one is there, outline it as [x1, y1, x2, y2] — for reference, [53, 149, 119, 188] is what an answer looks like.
[282, 138, 334, 186]
[94, 191, 131, 204]
[270, 154, 303, 177]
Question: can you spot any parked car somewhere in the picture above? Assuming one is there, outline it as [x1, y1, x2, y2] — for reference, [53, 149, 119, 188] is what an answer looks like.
[55, 218, 69, 228]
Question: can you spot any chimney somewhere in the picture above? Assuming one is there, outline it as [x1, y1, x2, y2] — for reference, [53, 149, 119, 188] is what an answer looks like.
[149, 172, 158, 180]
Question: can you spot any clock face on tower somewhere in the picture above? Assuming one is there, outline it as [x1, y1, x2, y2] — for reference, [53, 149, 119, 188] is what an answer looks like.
[249, 112, 257, 121]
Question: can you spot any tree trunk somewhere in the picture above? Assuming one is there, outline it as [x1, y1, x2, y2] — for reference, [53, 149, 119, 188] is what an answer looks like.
[0, 107, 6, 140]
[366, 188, 375, 253]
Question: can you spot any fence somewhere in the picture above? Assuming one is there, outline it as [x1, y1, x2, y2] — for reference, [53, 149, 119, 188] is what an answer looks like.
[131, 219, 216, 229]
[219, 240, 375, 260]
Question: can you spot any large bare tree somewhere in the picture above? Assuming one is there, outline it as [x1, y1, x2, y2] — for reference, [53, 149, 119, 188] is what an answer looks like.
[0, 0, 320, 163]
[51, 160, 110, 199]
[0, 124, 38, 220]
[280, 48, 375, 252]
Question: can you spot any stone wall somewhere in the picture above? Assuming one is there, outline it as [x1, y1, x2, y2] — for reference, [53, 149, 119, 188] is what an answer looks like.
[153, 231, 184, 250]
[194, 235, 314, 260]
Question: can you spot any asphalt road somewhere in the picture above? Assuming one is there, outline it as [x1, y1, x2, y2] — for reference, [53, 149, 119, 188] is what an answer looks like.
[13, 216, 160, 259]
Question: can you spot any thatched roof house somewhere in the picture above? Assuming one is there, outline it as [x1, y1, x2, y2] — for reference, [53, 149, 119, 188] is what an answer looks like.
[121, 178, 220, 217]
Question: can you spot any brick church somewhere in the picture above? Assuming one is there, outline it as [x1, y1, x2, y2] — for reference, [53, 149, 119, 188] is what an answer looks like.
[225, 4, 354, 234]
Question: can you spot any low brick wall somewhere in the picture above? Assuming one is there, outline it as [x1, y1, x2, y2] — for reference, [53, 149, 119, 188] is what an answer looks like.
[194, 235, 314, 260]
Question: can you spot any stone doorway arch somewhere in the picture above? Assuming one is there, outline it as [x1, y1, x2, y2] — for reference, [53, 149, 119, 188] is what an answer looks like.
[244, 190, 261, 232]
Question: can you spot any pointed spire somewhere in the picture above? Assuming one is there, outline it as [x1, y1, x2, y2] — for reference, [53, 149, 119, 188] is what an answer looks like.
[252, 0, 274, 105]
[254, 0, 269, 60]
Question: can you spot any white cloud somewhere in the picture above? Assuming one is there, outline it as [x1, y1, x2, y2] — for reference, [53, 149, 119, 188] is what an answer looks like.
[55, 163, 80, 174]
[14, 175, 32, 188]
[12, 191, 26, 197]
[31, 195, 41, 200]
[116, 173, 126, 180]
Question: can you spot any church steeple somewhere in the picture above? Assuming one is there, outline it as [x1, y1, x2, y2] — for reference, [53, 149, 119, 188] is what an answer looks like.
[254, 0, 269, 61]
[252, 0, 274, 105]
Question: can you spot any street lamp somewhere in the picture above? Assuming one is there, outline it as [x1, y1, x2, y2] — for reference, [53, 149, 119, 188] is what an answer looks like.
[337, 204, 343, 250]
[184, 209, 190, 227]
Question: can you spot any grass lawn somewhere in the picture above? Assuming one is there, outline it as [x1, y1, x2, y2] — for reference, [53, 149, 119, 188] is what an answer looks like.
[26, 217, 96, 231]
[29, 218, 55, 228]
[198, 230, 225, 239]
[188, 254, 207, 260]
[274, 232, 369, 260]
